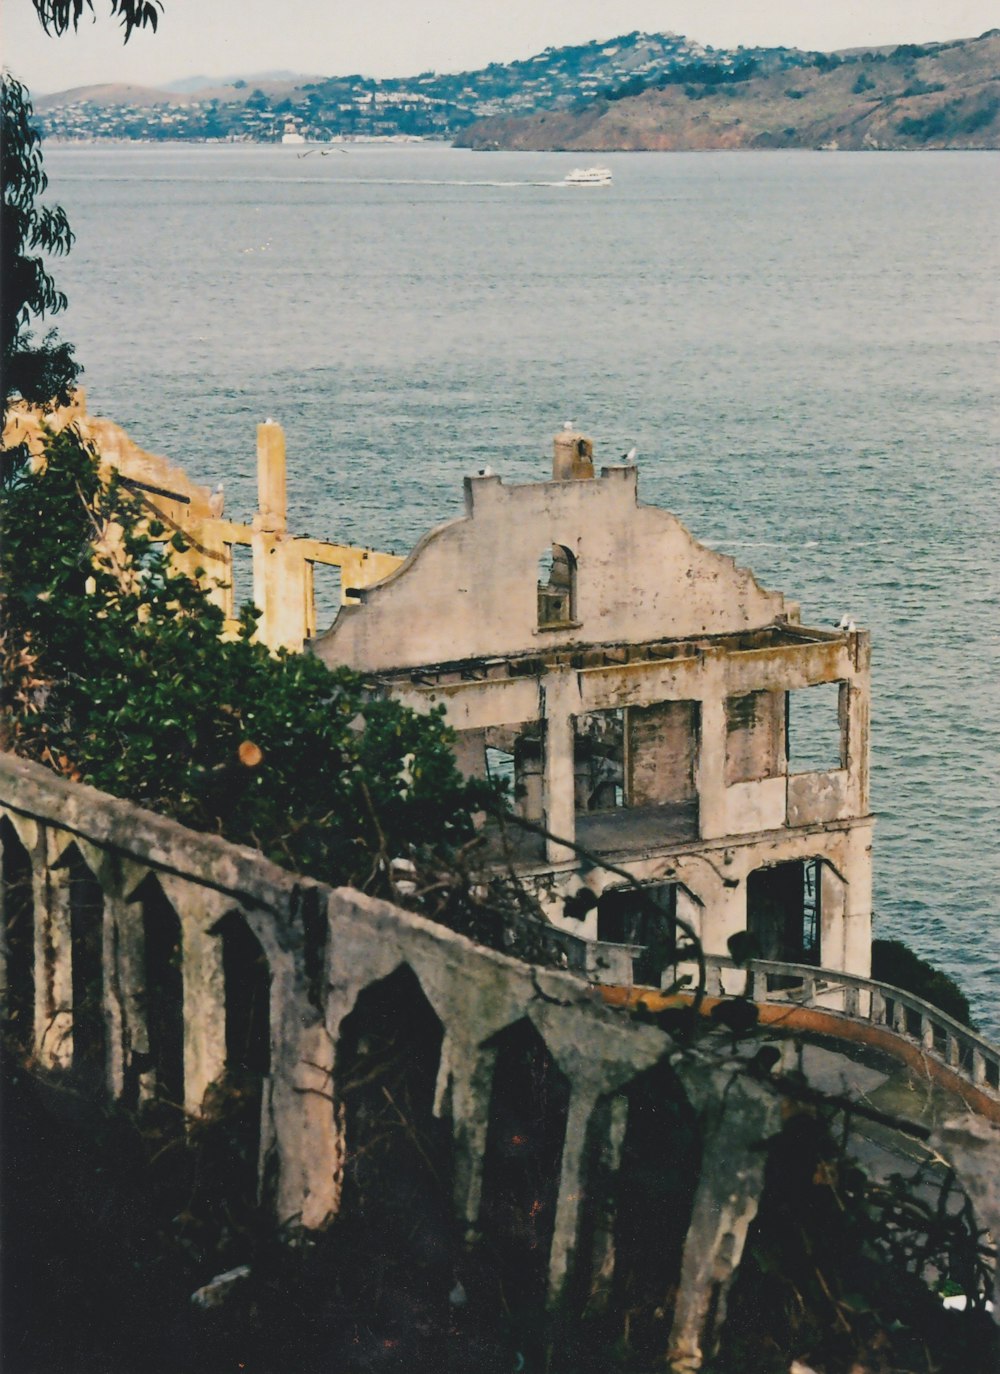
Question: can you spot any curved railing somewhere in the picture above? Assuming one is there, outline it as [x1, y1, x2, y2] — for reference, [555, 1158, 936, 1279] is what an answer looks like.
[701, 955, 1000, 1099]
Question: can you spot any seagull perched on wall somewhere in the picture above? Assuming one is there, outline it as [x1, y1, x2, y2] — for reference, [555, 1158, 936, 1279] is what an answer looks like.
[621, 446, 638, 464]
[477, 465, 495, 477]
[836, 613, 856, 633]
[208, 482, 225, 518]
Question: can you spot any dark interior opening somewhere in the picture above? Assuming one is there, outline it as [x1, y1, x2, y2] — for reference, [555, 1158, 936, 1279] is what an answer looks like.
[1, 817, 34, 1052]
[597, 883, 677, 987]
[746, 859, 821, 967]
[335, 964, 452, 1277]
[479, 1017, 571, 1316]
[64, 844, 106, 1086]
[137, 876, 185, 1108]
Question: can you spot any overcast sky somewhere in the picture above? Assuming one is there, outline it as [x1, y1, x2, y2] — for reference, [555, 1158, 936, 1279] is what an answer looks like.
[5, 0, 999, 94]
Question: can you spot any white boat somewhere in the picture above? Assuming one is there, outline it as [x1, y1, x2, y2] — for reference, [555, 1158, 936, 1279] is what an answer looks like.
[564, 166, 613, 186]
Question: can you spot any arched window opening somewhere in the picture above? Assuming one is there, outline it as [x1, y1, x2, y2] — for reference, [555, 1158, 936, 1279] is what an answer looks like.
[216, 911, 271, 1077]
[479, 1018, 571, 1318]
[334, 964, 452, 1331]
[537, 543, 577, 627]
[136, 876, 185, 1109]
[1, 817, 34, 1051]
[747, 858, 822, 968]
[63, 845, 106, 1085]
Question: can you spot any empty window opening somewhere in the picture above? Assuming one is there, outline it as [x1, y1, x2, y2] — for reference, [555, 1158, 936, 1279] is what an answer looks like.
[480, 1018, 571, 1313]
[484, 723, 544, 819]
[64, 845, 106, 1084]
[307, 560, 342, 638]
[216, 913, 271, 1077]
[1, 817, 34, 1051]
[786, 681, 846, 774]
[137, 877, 185, 1108]
[575, 709, 626, 811]
[225, 541, 256, 620]
[725, 690, 785, 784]
[335, 966, 452, 1272]
[598, 883, 677, 986]
[537, 543, 577, 627]
[746, 858, 821, 967]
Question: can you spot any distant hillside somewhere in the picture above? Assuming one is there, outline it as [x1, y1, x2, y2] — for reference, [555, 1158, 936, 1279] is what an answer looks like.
[34, 31, 817, 143]
[456, 32, 1000, 151]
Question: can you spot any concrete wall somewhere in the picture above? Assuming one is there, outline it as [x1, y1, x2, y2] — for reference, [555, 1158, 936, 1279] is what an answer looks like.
[314, 464, 788, 670]
[0, 751, 788, 1368]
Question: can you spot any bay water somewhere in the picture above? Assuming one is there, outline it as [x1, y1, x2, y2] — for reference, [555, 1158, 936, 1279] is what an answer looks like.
[42, 143, 1000, 1034]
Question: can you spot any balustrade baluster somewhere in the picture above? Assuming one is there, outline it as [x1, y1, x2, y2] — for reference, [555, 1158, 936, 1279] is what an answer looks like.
[920, 1015, 934, 1051]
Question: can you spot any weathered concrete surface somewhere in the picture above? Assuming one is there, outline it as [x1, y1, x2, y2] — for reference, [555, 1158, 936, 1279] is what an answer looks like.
[1, 399, 403, 653]
[0, 752, 780, 1363]
[3, 753, 999, 1361]
[310, 430, 873, 988]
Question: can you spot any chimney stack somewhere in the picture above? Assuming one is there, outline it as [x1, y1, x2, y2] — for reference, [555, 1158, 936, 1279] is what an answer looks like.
[553, 427, 595, 481]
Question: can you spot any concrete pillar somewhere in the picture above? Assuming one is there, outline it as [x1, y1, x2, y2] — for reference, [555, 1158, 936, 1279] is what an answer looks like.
[668, 1076, 780, 1371]
[842, 825, 873, 979]
[553, 429, 595, 481]
[256, 421, 287, 533]
[580, 1093, 629, 1313]
[450, 1043, 498, 1235]
[544, 673, 578, 863]
[847, 633, 871, 816]
[547, 1082, 604, 1305]
[695, 692, 728, 840]
[36, 830, 75, 1069]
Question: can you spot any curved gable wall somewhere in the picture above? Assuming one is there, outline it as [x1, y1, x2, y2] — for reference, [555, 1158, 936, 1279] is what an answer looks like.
[313, 467, 786, 672]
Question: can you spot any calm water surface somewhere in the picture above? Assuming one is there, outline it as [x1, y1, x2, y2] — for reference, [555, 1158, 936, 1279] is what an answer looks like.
[43, 143, 1000, 1033]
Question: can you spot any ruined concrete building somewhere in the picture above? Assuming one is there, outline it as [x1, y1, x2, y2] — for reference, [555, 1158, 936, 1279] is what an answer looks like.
[313, 427, 873, 989]
[4, 399, 872, 989]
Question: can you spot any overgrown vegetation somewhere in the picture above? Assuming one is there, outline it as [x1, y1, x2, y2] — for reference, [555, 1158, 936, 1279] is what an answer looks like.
[872, 937, 974, 1027]
[0, 428, 491, 891]
[1, 74, 80, 418]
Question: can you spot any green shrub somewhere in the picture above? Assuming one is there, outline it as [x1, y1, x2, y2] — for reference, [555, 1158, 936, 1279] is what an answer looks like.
[871, 938, 973, 1027]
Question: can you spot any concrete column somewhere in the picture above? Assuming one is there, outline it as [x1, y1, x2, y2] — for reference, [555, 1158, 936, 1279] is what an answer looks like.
[581, 1092, 629, 1313]
[256, 421, 287, 533]
[451, 1043, 498, 1235]
[847, 633, 871, 816]
[36, 830, 75, 1069]
[543, 673, 577, 863]
[157, 874, 230, 1118]
[668, 1076, 780, 1372]
[547, 1083, 602, 1305]
[696, 692, 728, 840]
[842, 825, 873, 979]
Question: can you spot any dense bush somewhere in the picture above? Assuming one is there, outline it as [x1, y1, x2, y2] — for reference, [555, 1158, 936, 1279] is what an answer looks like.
[872, 938, 973, 1027]
[0, 428, 490, 890]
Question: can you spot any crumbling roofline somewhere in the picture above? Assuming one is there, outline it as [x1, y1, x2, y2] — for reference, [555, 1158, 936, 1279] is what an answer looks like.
[364, 622, 862, 687]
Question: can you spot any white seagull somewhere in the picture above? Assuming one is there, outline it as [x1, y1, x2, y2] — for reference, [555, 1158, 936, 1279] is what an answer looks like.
[621, 446, 638, 464]
[208, 482, 225, 518]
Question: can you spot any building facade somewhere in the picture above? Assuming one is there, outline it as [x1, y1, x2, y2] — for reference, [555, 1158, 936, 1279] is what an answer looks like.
[314, 430, 873, 985]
